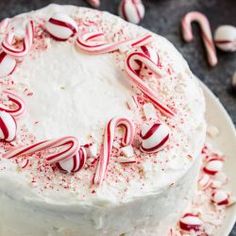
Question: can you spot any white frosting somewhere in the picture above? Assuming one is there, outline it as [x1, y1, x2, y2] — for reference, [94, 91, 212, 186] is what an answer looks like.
[0, 4, 206, 236]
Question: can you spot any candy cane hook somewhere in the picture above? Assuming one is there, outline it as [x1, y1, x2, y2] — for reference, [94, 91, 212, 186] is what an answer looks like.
[1, 20, 34, 57]
[125, 51, 175, 117]
[181, 11, 217, 66]
[0, 90, 25, 119]
[94, 117, 135, 185]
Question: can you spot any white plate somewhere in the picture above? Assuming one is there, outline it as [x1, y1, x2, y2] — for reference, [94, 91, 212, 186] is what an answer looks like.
[200, 80, 236, 236]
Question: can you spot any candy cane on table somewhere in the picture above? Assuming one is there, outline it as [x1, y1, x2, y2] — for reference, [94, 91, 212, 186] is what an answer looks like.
[76, 32, 152, 54]
[3, 136, 80, 164]
[1, 20, 34, 57]
[125, 51, 175, 117]
[0, 90, 25, 119]
[93, 117, 135, 185]
[181, 11, 217, 67]
[86, 0, 100, 8]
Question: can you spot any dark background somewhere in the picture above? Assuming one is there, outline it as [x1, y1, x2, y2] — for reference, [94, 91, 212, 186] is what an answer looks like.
[0, 0, 235, 235]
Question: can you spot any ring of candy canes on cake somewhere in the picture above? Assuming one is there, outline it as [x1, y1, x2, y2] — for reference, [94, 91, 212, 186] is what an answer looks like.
[0, 4, 206, 236]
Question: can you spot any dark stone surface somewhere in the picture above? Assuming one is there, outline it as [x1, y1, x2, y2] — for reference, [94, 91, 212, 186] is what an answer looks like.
[0, 0, 235, 235]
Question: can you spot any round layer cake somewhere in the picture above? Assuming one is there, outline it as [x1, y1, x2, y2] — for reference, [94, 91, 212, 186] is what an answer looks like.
[0, 4, 206, 236]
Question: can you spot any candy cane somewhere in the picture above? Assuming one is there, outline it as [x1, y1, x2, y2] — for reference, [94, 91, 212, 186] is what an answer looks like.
[2, 20, 34, 57]
[181, 11, 217, 66]
[94, 117, 135, 185]
[3, 136, 79, 164]
[0, 18, 10, 34]
[0, 90, 25, 119]
[0, 111, 17, 142]
[57, 146, 87, 173]
[87, 0, 100, 8]
[125, 51, 175, 117]
[0, 51, 17, 77]
[76, 32, 152, 54]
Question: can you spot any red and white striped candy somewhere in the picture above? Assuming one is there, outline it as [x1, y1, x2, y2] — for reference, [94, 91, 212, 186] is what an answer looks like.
[45, 13, 78, 41]
[140, 122, 170, 153]
[182, 11, 217, 66]
[211, 190, 232, 206]
[119, 0, 145, 25]
[214, 25, 236, 52]
[87, 0, 100, 8]
[76, 31, 152, 54]
[179, 213, 203, 232]
[94, 117, 135, 185]
[0, 18, 10, 34]
[57, 146, 87, 173]
[2, 20, 34, 57]
[125, 51, 175, 117]
[0, 51, 16, 77]
[132, 45, 160, 75]
[203, 157, 224, 175]
[198, 172, 211, 190]
[0, 111, 17, 142]
[0, 90, 25, 119]
[3, 136, 80, 165]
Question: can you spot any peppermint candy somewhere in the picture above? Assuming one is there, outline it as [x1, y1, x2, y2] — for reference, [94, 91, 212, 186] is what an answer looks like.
[140, 121, 170, 154]
[203, 157, 224, 175]
[211, 190, 233, 206]
[87, 0, 100, 8]
[0, 111, 17, 142]
[57, 146, 87, 173]
[45, 13, 78, 41]
[179, 213, 203, 232]
[198, 172, 211, 190]
[0, 51, 16, 77]
[0, 90, 25, 119]
[1, 20, 34, 57]
[76, 31, 152, 54]
[125, 51, 175, 117]
[3, 136, 80, 165]
[214, 25, 236, 52]
[182, 11, 217, 66]
[94, 117, 135, 185]
[119, 0, 145, 25]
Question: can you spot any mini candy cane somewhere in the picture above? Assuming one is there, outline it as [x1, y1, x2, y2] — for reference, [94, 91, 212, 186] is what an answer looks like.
[45, 13, 78, 41]
[0, 111, 17, 142]
[87, 0, 100, 8]
[0, 90, 25, 119]
[140, 121, 170, 153]
[3, 136, 80, 164]
[94, 117, 135, 185]
[179, 213, 203, 232]
[2, 20, 34, 57]
[76, 32, 152, 54]
[57, 146, 87, 173]
[125, 51, 175, 117]
[0, 51, 16, 77]
[0, 18, 10, 34]
[181, 11, 217, 66]
[119, 0, 145, 25]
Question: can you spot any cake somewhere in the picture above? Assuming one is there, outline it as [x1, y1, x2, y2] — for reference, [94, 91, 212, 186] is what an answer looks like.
[0, 4, 206, 236]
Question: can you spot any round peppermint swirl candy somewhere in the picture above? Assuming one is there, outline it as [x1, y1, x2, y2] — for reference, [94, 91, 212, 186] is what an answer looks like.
[0, 51, 16, 77]
[119, 0, 145, 25]
[214, 25, 236, 52]
[140, 122, 170, 154]
[45, 13, 78, 41]
[0, 111, 17, 142]
[57, 146, 87, 173]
